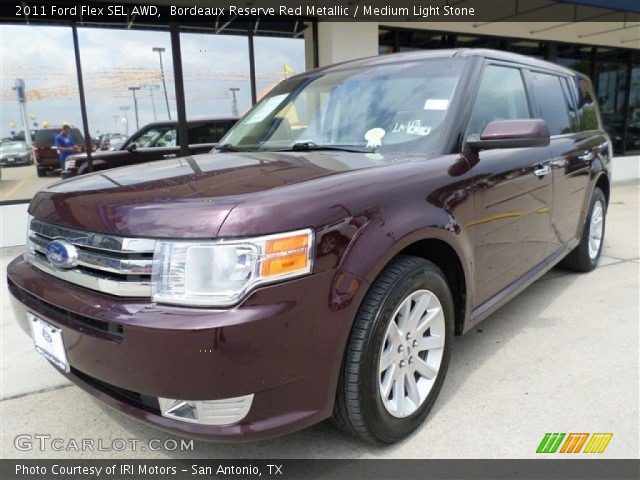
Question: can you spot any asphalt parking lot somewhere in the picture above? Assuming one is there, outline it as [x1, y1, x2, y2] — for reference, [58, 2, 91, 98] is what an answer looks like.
[0, 164, 60, 203]
[1, 182, 638, 459]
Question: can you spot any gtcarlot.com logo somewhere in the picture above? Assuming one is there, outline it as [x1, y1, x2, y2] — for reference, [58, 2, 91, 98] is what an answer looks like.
[536, 433, 613, 454]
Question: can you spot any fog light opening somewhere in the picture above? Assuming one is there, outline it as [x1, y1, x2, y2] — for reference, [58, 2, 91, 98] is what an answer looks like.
[158, 394, 254, 425]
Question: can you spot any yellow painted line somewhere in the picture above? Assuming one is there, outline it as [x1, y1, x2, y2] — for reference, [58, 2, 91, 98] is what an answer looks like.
[1, 178, 27, 200]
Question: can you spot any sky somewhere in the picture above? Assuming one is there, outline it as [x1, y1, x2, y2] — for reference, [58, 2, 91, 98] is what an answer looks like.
[0, 25, 305, 138]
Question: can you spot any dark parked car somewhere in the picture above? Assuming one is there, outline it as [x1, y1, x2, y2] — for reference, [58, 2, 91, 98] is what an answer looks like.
[33, 126, 86, 177]
[8, 50, 610, 444]
[0, 141, 33, 166]
[61, 118, 236, 178]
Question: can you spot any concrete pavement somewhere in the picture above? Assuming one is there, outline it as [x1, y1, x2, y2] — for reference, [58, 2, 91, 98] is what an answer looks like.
[0, 164, 60, 203]
[1, 182, 638, 459]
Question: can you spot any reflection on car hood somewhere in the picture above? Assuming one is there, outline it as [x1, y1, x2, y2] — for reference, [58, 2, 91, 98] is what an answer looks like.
[30, 150, 420, 237]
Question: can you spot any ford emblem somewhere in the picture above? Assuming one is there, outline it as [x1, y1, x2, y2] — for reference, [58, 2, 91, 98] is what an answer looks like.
[45, 239, 78, 269]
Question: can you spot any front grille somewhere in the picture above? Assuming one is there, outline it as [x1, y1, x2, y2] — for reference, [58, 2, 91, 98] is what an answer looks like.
[8, 277, 124, 342]
[27, 217, 155, 297]
[72, 367, 160, 414]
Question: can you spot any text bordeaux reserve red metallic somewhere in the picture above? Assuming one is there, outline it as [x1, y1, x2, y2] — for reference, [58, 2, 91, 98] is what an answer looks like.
[8, 49, 611, 443]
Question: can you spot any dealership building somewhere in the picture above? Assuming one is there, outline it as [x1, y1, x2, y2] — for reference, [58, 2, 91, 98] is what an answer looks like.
[1, 0, 639, 246]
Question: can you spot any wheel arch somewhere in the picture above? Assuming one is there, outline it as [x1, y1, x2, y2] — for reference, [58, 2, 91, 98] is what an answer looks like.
[397, 238, 468, 336]
[343, 226, 473, 337]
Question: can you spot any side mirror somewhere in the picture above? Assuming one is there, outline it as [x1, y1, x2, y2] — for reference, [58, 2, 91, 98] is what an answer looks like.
[466, 119, 550, 151]
[126, 143, 137, 152]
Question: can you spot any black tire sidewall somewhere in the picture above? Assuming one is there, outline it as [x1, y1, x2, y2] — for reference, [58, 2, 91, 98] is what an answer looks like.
[580, 188, 607, 270]
[361, 261, 454, 443]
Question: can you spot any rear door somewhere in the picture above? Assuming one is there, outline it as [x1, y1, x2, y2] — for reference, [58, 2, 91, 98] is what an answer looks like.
[186, 121, 234, 154]
[467, 63, 554, 306]
[528, 71, 605, 252]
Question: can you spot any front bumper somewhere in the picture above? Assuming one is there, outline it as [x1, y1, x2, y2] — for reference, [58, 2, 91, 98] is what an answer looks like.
[0, 155, 30, 166]
[7, 254, 365, 441]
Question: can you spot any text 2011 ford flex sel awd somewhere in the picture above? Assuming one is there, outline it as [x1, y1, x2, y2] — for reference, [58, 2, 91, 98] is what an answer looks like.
[8, 50, 610, 443]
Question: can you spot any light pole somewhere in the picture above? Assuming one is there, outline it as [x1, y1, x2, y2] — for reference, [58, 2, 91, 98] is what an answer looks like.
[229, 87, 240, 117]
[152, 47, 171, 120]
[119, 106, 130, 136]
[129, 86, 140, 131]
[143, 84, 160, 121]
[113, 114, 119, 133]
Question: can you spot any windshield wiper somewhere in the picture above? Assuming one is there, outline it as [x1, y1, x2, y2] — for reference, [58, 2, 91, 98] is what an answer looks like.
[215, 143, 251, 152]
[276, 141, 375, 153]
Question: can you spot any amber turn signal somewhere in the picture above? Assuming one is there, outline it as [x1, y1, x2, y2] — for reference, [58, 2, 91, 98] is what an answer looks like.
[262, 233, 310, 277]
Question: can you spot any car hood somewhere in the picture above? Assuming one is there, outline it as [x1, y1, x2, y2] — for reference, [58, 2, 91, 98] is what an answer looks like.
[29, 150, 426, 238]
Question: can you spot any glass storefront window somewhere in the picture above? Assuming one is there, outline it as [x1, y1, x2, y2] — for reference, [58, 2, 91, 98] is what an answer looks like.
[1, 25, 81, 202]
[180, 32, 251, 119]
[253, 36, 306, 102]
[594, 49, 628, 154]
[78, 28, 176, 139]
[626, 57, 640, 153]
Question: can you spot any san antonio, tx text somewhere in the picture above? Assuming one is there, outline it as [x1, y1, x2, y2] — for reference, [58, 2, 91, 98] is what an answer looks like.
[171, 4, 476, 18]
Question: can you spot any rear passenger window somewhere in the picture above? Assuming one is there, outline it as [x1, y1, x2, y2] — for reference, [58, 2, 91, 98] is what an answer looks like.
[469, 65, 530, 134]
[530, 72, 573, 135]
[576, 78, 600, 131]
[188, 123, 233, 144]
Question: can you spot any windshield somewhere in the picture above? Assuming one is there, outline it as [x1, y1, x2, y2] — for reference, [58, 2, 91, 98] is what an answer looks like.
[127, 126, 176, 148]
[0, 142, 27, 152]
[220, 58, 465, 153]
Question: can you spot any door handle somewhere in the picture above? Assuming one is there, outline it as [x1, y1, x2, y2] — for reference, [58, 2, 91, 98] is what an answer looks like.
[163, 154, 177, 159]
[534, 164, 551, 177]
[578, 151, 594, 162]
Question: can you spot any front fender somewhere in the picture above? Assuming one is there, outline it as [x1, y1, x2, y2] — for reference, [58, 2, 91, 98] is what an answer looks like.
[334, 201, 475, 326]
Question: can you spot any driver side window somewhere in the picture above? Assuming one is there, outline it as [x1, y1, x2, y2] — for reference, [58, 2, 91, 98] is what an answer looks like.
[469, 65, 531, 134]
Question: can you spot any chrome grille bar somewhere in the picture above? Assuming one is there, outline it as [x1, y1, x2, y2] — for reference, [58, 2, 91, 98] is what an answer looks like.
[30, 218, 156, 253]
[30, 235, 153, 275]
[27, 218, 155, 298]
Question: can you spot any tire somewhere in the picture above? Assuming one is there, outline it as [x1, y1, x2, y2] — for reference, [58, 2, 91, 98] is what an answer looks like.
[332, 255, 454, 444]
[36, 167, 48, 177]
[559, 187, 606, 272]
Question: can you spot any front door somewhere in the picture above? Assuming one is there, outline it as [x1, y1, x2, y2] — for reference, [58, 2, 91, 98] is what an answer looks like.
[467, 63, 554, 306]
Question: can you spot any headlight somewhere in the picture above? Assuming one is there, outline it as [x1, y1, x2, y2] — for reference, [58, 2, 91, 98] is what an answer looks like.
[151, 228, 314, 307]
[64, 159, 76, 170]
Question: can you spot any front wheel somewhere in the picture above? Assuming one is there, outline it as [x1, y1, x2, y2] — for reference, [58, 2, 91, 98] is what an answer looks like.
[559, 187, 606, 272]
[332, 255, 454, 444]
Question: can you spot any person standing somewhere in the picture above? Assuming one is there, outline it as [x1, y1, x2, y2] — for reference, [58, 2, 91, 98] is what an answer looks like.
[54, 125, 79, 171]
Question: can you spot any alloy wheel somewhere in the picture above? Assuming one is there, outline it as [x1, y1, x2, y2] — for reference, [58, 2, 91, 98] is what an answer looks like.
[378, 289, 446, 418]
[588, 199, 604, 260]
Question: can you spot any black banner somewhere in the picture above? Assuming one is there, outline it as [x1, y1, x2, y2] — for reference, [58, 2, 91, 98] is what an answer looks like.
[1, 0, 639, 24]
[2, 459, 640, 480]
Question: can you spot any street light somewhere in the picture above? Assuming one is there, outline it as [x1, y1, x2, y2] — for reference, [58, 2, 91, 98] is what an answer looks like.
[229, 87, 240, 117]
[143, 84, 160, 121]
[152, 47, 171, 120]
[128, 86, 141, 131]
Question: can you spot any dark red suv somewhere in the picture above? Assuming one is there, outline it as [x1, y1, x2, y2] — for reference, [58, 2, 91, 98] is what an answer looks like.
[8, 50, 610, 443]
[32, 126, 86, 177]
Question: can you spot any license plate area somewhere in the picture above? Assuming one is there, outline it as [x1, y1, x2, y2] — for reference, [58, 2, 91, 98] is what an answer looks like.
[28, 313, 69, 372]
